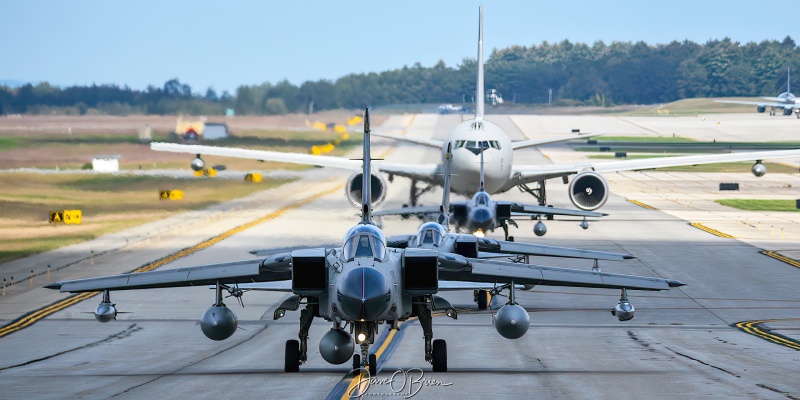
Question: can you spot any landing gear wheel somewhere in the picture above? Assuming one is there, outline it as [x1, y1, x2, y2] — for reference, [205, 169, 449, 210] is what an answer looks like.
[285, 339, 300, 372]
[432, 339, 447, 372]
[476, 290, 491, 310]
[368, 354, 377, 376]
[352, 354, 361, 375]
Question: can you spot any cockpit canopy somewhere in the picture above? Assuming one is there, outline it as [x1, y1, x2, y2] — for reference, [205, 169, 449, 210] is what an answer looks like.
[415, 222, 447, 247]
[342, 224, 387, 261]
[473, 191, 491, 206]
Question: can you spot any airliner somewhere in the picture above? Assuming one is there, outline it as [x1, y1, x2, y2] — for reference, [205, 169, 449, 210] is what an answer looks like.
[715, 67, 799, 117]
[151, 7, 800, 213]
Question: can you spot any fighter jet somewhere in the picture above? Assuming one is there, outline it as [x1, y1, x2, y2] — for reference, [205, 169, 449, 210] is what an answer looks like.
[715, 67, 800, 117]
[150, 8, 800, 214]
[47, 108, 684, 375]
[373, 141, 604, 239]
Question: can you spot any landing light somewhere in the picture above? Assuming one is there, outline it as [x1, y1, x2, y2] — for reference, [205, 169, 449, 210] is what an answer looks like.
[473, 229, 485, 238]
[357, 333, 367, 343]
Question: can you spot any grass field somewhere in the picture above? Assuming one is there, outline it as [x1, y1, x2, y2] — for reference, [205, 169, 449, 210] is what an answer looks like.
[622, 98, 758, 115]
[0, 173, 293, 264]
[716, 199, 800, 212]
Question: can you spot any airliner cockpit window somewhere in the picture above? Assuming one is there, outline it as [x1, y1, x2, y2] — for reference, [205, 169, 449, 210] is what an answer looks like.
[454, 140, 466, 149]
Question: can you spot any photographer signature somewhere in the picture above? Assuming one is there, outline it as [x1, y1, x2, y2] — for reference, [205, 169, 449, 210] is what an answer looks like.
[348, 368, 453, 398]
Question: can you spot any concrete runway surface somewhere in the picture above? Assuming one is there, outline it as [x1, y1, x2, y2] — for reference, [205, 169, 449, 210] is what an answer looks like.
[1, 113, 799, 399]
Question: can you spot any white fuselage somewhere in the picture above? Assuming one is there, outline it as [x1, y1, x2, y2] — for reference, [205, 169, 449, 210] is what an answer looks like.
[442, 118, 513, 195]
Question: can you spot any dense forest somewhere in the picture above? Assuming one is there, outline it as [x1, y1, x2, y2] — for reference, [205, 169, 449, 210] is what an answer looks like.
[2, 37, 799, 116]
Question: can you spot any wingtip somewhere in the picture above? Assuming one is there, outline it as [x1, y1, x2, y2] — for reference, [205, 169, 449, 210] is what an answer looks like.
[667, 279, 686, 288]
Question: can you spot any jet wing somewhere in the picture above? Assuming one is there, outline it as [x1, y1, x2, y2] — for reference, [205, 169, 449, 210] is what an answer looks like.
[475, 237, 634, 261]
[714, 99, 792, 108]
[511, 149, 800, 183]
[45, 253, 295, 293]
[150, 142, 442, 185]
[369, 131, 444, 149]
[437, 254, 684, 291]
[499, 202, 606, 218]
[511, 133, 604, 150]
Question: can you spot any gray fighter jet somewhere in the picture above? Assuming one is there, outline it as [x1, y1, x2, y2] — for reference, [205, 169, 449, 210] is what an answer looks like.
[46, 109, 684, 375]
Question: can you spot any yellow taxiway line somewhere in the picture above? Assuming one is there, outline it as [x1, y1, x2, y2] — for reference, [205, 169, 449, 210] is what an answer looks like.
[0, 184, 344, 338]
[734, 319, 800, 351]
[690, 222, 735, 239]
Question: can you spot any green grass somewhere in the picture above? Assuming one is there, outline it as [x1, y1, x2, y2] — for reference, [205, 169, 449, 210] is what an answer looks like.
[0, 137, 22, 150]
[716, 199, 800, 212]
[621, 98, 758, 115]
[588, 154, 677, 159]
[597, 136, 697, 142]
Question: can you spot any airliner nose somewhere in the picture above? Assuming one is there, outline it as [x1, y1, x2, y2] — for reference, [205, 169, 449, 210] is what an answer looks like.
[337, 267, 391, 321]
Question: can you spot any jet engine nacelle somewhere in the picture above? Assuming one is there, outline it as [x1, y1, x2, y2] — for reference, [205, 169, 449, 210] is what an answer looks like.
[200, 305, 238, 341]
[345, 172, 387, 208]
[568, 171, 609, 211]
[319, 329, 354, 365]
[494, 304, 530, 339]
[756, 105, 766, 113]
[612, 300, 635, 321]
[94, 302, 117, 323]
[190, 155, 205, 171]
[751, 162, 766, 177]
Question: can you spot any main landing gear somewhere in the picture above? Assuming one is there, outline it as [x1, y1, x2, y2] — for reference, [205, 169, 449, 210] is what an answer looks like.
[415, 297, 448, 372]
[283, 301, 317, 372]
[407, 178, 436, 207]
[517, 180, 550, 211]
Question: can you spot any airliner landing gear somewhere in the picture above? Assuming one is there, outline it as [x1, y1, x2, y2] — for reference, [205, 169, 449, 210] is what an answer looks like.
[500, 218, 518, 241]
[408, 179, 436, 207]
[517, 180, 547, 207]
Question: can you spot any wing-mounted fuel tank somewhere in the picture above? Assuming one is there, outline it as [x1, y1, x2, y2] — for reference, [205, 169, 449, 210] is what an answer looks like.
[403, 249, 439, 296]
[568, 171, 609, 211]
[290, 248, 328, 296]
[345, 172, 387, 208]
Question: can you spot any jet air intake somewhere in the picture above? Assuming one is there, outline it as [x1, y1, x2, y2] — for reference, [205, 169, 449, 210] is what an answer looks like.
[568, 172, 609, 211]
[345, 172, 387, 208]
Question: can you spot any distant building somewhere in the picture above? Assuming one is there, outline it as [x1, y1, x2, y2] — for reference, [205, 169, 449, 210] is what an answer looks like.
[92, 155, 120, 172]
[203, 123, 229, 140]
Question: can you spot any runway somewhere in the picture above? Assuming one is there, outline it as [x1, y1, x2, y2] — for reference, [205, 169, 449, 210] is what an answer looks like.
[1, 113, 799, 399]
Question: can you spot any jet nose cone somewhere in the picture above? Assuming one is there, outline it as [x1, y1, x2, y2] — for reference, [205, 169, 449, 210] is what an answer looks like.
[337, 267, 391, 321]
[467, 207, 493, 232]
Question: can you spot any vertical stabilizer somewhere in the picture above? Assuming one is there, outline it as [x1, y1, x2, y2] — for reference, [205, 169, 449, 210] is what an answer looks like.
[475, 6, 485, 120]
[788, 66, 792, 94]
[361, 107, 372, 224]
[439, 143, 453, 229]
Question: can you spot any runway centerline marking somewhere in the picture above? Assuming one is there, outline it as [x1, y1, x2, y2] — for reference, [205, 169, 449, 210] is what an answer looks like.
[0, 183, 344, 338]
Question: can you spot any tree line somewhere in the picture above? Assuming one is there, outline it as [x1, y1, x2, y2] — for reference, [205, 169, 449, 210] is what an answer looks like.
[2, 37, 799, 115]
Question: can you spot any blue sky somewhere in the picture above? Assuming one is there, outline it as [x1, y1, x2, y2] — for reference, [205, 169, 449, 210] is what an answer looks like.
[2, 1, 792, 93]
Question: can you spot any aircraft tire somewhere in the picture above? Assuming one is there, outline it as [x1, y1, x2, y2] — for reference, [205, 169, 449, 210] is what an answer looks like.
[477, 290, 490, 310]
[368, 354, 377, 376]
[285, 340, 300, 372]
[352, 354, 361, 375]
[432, 339, 447, 372]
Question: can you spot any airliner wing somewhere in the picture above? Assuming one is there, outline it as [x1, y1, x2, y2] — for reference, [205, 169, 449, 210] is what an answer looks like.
[511, 133, 604, 150]
[512, 149, 800, 183]
[370, 131, 444, 149]
[151, 142, 441, 184]
[714, 99, 794, 108]
[499, 201, 605, 218]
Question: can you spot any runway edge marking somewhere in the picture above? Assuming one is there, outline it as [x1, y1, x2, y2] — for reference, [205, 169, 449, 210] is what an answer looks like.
[690, 222, 735, 239]
[0, 184, 344, 338]
[628, 199, 657, 210]
[761, 250, 800, 269]
[733, 319, 800, 351]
